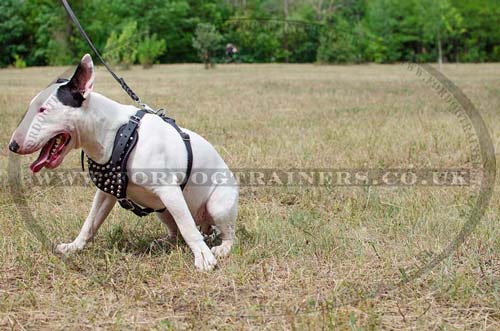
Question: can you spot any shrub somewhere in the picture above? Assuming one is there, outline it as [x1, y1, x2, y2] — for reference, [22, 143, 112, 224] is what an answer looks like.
[103, 21, 139, 69]
[317, 17, 361, 64]
[492, 46, 500, 62]
[192, 23, 223, 69]
[13, 54, 26, 69]
[137, 34, 167, 69]
[103, 31, 120, 66]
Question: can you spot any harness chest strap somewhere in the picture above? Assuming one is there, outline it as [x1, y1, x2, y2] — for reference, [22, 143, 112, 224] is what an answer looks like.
[82, 110, 193, 217]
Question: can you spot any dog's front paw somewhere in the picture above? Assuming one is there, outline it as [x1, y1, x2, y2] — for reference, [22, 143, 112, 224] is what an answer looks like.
[56, 242, 80, 255]
[194, 247, 217, 271]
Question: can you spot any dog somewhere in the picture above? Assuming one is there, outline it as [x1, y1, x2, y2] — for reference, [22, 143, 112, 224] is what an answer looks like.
[9, 54, 238, 271]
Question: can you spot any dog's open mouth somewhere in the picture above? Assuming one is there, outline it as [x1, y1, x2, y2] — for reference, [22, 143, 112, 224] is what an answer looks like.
[30, 133, 71, 173]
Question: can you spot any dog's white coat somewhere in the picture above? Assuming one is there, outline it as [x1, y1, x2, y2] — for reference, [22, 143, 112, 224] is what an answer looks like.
[10, 55, 238, 271]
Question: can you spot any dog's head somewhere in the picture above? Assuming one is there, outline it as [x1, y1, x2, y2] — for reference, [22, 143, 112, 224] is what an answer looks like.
[9, 54, 95, 173]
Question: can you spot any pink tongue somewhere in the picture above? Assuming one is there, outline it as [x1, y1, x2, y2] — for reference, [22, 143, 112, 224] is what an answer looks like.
[29, 141, 53, 173]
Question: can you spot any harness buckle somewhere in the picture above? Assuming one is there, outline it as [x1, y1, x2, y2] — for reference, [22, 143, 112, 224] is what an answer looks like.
[129, 115, 142, 126]
[118, 198, 157, 217]
[118, 198, 135, 211]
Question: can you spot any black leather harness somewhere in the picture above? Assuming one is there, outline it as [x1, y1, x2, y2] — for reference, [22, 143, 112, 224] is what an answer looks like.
[82, 110, 193, 217]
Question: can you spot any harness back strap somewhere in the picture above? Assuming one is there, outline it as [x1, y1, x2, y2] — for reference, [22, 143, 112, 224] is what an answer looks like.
[159, 114, 193, 190]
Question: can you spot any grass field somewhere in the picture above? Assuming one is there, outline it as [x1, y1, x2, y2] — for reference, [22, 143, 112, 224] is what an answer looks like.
[1, 63, 500, 330]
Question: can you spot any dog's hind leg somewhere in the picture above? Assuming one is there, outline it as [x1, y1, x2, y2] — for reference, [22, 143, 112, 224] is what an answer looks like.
[151, 186, 217, 271]
[156, 210, 179, 240]
[56, 190, 116, 254]
[206, 185, 238, 258]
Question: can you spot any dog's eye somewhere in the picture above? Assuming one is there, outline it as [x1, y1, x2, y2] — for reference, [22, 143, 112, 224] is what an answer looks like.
[38, 107, 47, 113]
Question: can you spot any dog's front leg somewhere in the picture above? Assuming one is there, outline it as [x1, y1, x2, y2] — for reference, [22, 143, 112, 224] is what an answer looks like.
[56, 190, 116, 254]
[152, 186, 217, 271]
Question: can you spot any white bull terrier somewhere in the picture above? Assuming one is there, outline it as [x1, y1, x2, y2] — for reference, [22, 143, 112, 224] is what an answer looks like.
[9, 54, 238, 271]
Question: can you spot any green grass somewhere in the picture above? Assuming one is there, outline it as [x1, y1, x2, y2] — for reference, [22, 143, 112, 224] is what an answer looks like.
[1, 63, 500, 330]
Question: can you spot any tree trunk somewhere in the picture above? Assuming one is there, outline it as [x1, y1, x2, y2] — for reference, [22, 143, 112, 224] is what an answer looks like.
[437, 30, 443, 71]
[315, 0, 324, 20]
[284, 0, 289, 63]
[204, 52, 209, 69]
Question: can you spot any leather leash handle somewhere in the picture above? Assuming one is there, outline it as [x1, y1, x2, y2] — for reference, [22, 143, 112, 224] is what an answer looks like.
[60, 0, 148, 108]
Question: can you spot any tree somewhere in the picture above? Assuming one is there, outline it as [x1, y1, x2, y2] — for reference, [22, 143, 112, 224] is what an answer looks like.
[279, 3, 321, 63]
[283, 0, 289, 63]
[316, 0, 366, 63]
[103, 21, 139, 69]
[1, 0, 500, 66]
[0, 0, 27, 67]
[451, 0, 500, 62]
[19, 0, 74, 66]
[419, 0, 464, 68]
[137, 34, 167, 69]
[192, 23, 223, 68]
[364, 0, 423, 63]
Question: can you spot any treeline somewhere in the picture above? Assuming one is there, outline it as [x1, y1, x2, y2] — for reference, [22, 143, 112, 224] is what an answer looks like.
[1, 0, 499, 67]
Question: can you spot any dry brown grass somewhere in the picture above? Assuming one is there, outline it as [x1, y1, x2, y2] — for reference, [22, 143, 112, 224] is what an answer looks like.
[1, 63, 500, 330]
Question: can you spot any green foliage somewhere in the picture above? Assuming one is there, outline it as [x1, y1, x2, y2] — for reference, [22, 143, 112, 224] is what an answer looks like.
[103, 31, 120, 66]
[317, 17, 362, 64]
[0, 0, 27, 68]
[1, 0, 499, 67]
[419, 0, 464, 63]
[13, 54, 27, 69]
[103, 21, 139, 69]
[23, 0, 73, 66]
[137, 34, 167, 68]
[493, 46, 500, 62]
[224, 17, 280, 63]
[192, 23, 223, 68]
[451, 0, 500, 62]
[364, 0, 422, 62]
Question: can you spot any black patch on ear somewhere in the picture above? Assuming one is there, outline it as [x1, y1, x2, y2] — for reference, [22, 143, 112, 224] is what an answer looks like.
[56, 78, 69, 84]
[56, 82, 85, 107]
[56, 61, 94, 108]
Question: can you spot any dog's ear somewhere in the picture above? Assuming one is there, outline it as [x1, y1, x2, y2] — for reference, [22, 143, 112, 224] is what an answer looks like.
[68, 54, 95, 99]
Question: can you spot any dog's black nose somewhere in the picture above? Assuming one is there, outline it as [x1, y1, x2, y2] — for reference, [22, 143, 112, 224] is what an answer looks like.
[9, 140, 20, 153]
